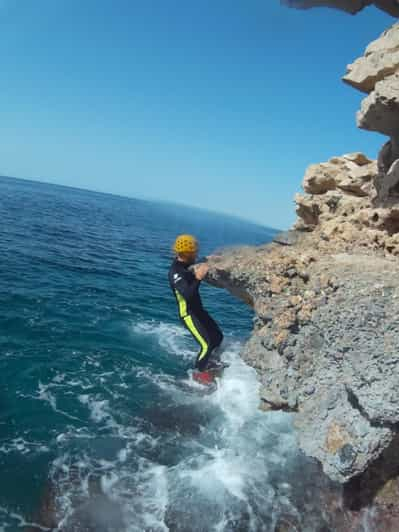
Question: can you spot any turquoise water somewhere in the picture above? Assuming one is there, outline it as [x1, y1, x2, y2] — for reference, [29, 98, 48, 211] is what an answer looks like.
[0, 176, 340, 531]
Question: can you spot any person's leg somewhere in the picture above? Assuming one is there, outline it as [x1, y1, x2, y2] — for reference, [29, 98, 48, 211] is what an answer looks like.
[201, 312, 223, 351]
[182, 314, 212, 371]
[193, 312, 224, 369]
[202, 315, 225, 369]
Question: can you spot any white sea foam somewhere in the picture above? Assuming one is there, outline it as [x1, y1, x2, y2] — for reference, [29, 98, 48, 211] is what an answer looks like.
[78, 394, 119, 428]
[36, 321, 339, 531]
[132, 318, 193, 359]
[0, 437, 49, 456]
[0, 505, 50, 531]
[36, 381, 82, 421]
[209, 342, 260, 429]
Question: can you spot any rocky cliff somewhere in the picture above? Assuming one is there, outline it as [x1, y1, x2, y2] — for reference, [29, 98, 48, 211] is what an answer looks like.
[344, 23, 399, 209]
[204, 19, 399, 528]
[281, 0, 399, 16]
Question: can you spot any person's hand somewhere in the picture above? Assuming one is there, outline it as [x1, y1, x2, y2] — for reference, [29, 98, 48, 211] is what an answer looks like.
[194, 263, 209, 280]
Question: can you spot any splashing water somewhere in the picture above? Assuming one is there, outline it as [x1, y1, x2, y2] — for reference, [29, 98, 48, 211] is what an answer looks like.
[23, 322, 340, 532]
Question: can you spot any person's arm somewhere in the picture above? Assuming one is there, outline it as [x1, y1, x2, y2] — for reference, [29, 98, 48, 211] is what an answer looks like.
[172, 263, 208, 300]
[172, 270, 200, 300]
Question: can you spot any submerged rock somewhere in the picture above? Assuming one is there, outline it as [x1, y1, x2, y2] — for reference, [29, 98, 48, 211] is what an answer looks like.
[27, 473, 126, 532]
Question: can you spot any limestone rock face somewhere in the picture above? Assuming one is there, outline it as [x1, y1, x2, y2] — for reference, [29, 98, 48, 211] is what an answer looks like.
[204, 149, 399, 486]
[205, 247, 399, 485]
[201, 5, 399, 520]
[285, 0, 399, 227]
[357, 74, 399, 137]
[343, 23, 399, 205]
[303, 153, 375, 196]
[344, 23, 399, 93]
[281, 0, 399, 16]
[281, 0, 368, 13]
[294, 152, 399, 253]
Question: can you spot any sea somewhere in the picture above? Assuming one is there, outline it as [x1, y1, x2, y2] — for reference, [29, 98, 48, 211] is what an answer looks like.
[0, 176, 344, 531]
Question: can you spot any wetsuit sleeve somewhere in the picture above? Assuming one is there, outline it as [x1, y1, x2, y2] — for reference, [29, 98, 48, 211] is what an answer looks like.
[172, 270, 200, 301]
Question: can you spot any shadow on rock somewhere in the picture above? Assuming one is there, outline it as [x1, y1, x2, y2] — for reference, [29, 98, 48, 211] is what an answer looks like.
[344, 433, 399, 530]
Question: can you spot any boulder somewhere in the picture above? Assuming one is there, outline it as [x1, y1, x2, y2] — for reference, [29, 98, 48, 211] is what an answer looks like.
[303, 164, 338, 195]
[343, 23, 399, 197]
[292, 151, 399, 253]
[343, 23, 399, 93]
[343, 23, 399, 208]
[302, 154, 375, 196]
[295, 154, 377, 237]
[357, 74, 399, 137]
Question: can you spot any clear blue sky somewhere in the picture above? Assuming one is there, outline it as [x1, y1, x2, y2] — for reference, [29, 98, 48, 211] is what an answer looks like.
[0, 1, 393, 229]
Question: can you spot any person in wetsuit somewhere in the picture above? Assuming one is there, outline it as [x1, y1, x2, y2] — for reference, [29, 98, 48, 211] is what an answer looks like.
[168, 234, 223, 372]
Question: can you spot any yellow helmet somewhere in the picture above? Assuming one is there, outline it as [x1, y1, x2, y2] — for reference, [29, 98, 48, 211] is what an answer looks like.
[173, 234, 198, 254]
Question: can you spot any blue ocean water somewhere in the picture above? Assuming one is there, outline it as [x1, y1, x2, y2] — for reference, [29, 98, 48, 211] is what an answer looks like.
[0, 176, 340, 531]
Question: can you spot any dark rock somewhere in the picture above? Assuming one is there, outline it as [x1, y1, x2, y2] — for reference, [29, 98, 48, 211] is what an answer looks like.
[273, 230, 303, 247]
[281, 0, 399, 16]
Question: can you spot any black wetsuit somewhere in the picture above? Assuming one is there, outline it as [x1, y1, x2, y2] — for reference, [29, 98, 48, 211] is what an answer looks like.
[168, 258, 223, 371]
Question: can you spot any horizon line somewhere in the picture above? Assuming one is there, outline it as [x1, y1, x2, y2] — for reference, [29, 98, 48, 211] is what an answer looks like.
[0, 173, 282, 233]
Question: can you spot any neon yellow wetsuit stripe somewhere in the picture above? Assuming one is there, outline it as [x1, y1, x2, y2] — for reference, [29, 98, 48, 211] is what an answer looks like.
[175, 289, 187, 318]
[183, 315, 209, 361]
